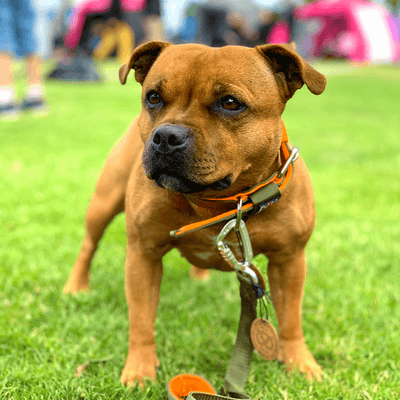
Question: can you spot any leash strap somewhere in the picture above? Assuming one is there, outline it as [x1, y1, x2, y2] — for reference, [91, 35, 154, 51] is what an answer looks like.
[168, 277, 257, 400]
[170, 122, 297, 238]
[222, 277, 257, 399]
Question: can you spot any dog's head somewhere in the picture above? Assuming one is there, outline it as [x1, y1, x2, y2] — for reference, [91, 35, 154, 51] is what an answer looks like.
[119, 42, 326, 196]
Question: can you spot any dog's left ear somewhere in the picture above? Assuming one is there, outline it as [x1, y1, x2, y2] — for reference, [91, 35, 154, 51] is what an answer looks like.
[119, 41, 172, 85]
[256, 43, 327, 100]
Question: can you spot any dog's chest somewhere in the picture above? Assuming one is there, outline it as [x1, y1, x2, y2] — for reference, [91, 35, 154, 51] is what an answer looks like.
[175, 224, 266, 271]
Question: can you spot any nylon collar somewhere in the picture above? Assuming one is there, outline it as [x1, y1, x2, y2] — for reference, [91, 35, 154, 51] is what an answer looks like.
[170, 121, 298, 238]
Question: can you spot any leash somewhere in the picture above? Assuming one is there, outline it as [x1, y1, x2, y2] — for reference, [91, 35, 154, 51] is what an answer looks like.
[168, 121, 298, 400]
[168, 277, 257, 400]
[170, 121, 298, 238]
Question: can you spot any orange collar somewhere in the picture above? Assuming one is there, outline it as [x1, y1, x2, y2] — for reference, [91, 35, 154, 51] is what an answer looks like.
[170, 122, 298, 238]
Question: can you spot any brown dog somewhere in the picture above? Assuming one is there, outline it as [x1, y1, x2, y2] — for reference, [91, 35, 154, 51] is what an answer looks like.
[64, 41, 327, 385]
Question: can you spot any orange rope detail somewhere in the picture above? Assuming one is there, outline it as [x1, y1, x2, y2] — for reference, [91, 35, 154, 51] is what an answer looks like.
[173, 203, 254, 236]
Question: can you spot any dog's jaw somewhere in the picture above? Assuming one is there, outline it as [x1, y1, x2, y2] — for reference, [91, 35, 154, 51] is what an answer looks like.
[151, 171, 231, 194]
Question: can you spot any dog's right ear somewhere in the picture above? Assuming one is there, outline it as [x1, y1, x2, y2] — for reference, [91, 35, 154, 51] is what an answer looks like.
[119, 41, 172, 85]
[257, 43, 326, 100]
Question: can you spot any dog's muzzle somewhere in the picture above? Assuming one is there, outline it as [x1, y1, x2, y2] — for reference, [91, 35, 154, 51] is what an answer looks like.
[143, 124, 231, 194]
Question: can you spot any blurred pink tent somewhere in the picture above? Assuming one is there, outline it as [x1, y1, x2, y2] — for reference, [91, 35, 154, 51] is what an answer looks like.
[268, 0, 399, 62]
[65, 0, 146, 50]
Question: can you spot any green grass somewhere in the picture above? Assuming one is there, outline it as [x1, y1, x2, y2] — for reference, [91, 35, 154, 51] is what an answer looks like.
[1, 60, 399, 399]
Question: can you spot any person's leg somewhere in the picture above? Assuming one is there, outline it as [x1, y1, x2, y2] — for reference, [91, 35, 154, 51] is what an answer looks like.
[0, 53, 18, 120]
[0, 2, 19, 120]
[14, 0, 48, 114]
[0, 53, 13, 87]
[0, 52, 14, 103]
[115, 21, 134, 65]
[22, 53, 48, 115]
[93, 23, 118, 62]
[0, 0, 15, 87]
[25, 54, 44, 96]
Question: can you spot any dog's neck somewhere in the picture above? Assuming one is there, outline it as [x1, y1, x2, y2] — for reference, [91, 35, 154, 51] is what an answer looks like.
[182, 152, 282, 217]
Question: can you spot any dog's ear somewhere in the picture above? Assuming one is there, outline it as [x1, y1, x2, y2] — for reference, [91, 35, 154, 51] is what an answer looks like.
[256, 43, 327, 100]
[286, 41, 296, 51]
[119, 41, 172, 85]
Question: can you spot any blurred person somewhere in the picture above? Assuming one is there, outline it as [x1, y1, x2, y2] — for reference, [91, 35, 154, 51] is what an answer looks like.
[92, 17, 135, 64]
[261, 0, 297, 44]
[280, 0, 297, 41]
[48, 0, 145, 82]
[254, 10, 277, 44]
[194, 0, 262, 47]
[213, 0, 264, 27]
[141, 0, 164, 42]
[0, 0, 49, 121]
[163, 0, 263, 41]
[91, 0, 164, 62]
[51, 1, 76, 61]
[163, 0, 199, 37]
[33, 0, 63, 59]
[254, 0, 305, 44]
[195, 4, 229, 46]
[63, 0, 144, 53]
[226, 11, 259, 46]
[172, 3, 200, 43]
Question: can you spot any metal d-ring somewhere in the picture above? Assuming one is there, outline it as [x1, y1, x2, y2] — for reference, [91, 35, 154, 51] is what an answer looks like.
[277, 147, 299, 179]
[235, 197, 243, 231]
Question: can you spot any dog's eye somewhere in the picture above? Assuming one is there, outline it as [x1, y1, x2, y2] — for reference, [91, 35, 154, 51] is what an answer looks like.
[147, 91, 161, 105]
[221, 96, 242, 111]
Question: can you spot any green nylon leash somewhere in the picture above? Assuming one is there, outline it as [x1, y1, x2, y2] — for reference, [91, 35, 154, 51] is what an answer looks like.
[168, 276, 257, 400]
[222, 276, 257, 399]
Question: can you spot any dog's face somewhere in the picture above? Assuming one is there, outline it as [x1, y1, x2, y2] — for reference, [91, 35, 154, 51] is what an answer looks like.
[119, 42, 326, 195]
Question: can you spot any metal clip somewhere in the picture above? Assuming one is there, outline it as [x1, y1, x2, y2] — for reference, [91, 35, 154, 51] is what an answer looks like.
[235, 197, 243, 231]
[277, 147, 299, 179]
[217, 219, 258, 285]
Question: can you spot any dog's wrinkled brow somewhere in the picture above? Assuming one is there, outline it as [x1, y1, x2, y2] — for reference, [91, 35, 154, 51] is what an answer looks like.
[213, 82, 251, 102]
[146, 78, 166, 92]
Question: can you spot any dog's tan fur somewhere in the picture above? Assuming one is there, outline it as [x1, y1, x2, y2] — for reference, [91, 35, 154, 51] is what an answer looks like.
[64, 41, 327, 385]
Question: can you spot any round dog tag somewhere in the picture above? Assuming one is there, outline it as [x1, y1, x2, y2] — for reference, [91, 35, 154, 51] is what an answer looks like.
[250, 318, 278, 361]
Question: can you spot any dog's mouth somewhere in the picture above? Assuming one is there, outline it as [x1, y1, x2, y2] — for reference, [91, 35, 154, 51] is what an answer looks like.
[151, 171, 231, 194]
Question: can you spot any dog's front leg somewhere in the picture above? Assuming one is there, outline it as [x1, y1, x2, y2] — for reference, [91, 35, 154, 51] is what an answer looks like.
[267, 248, 322, 381]
[120, 238, 163, 386]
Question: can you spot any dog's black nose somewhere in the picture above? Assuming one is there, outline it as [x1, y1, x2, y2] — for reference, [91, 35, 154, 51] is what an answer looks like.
[150, 125, 189, 154]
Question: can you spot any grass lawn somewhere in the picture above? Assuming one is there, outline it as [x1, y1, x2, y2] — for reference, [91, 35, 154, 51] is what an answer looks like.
[0, 59, 399, 399]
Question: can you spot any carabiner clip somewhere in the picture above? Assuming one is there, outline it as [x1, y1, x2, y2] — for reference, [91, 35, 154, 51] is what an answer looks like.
[217, 219, 258, 285]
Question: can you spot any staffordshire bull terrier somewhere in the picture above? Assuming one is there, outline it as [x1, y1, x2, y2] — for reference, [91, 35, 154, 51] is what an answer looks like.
[64, 41, 327, 386]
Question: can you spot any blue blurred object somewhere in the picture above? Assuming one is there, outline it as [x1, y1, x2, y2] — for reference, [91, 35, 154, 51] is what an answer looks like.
[0, 0, 37, 57]
[180, 16, 198, 42]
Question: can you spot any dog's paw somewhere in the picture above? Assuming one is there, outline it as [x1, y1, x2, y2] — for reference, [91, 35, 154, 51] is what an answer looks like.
[63, 278, 89, 294]
[190, 265, 210, 281]
[278, 338, 322, 382]
[120, 349, 159, 387]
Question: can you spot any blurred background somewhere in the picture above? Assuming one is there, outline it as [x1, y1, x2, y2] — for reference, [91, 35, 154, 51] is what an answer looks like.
[0, 0, 398, 103]
[24, 0, 400, 84]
